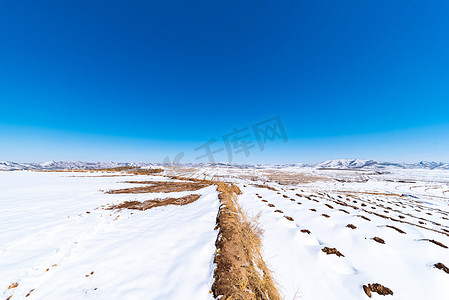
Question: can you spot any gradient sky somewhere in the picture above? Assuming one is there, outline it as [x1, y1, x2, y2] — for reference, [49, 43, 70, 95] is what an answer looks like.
[1, 1, 448, 164]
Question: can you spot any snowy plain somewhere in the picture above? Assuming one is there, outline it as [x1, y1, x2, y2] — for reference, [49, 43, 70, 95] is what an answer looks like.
[0, 171, 219, 300]
[1, 166, 449, 300]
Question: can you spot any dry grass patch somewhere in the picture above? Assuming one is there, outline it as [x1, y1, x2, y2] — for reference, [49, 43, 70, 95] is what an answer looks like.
[106, 194, 201, 211]
[8, 283, 18, 289]
[372, 237, 385, 244]
[322, 247, 344, 257]
[106, 181, 209, 194]
[419, 239, 448, 249]
[362, 283, 393, 298]
[385, 225, 406, 234]
[212, 182, 280, 300]
[434, 262, 449, 274]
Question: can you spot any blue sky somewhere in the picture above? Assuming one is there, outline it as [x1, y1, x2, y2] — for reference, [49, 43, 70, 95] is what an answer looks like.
[1, 1, 448, 164]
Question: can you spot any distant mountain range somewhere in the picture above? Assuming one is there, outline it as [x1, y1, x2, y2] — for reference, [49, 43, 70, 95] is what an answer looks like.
[313, 159, 449, 170]
[1, 159, 449, 171]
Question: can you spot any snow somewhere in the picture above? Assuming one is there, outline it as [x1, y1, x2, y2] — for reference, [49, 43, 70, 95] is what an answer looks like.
[2, 167, 449, 300]
[232, 168, 449, 299]
[0, 171, 218, 299]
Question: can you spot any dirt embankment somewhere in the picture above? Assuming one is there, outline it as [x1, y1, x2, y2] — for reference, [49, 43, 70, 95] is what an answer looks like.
[211, 182, 280, 300]
[106, 194, 201, 210]
[105, 181, 210, 194]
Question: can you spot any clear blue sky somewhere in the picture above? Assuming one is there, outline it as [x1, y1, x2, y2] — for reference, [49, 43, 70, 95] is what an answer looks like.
[1, 1, 448, 164]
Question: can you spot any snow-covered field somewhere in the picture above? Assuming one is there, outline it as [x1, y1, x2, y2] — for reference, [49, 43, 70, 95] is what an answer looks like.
[1, 171, 218, 299]
[1, 166, 449, 299]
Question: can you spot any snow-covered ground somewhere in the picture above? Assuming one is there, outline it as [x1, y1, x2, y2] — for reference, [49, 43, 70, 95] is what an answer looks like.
[1, 167, 449, 299]
[0, 171, 218, 299]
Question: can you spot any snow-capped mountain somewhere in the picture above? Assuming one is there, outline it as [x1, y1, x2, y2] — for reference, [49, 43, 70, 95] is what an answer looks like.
[1, 159, 449, 171]
[0, 161, 161, 171]
[314, 159, 449, 170]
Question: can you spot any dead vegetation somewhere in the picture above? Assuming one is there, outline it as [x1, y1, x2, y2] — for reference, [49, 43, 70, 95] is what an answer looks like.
[372, 237, 385, 244]
[385, 225, 406, 234]
[253, 184, 278, 191]
[212, 182, 280, 300]
[8, 283, 18, 289]
[321, 247, 344, 257]
[358, 215, 371, 221]
[362, 283, 393, 298]
[261, 171, 332, 185]
[105, 181, 209, 194]
[419, 239, 448, 249]
[434, 262, 449, 274]
[106, 194, 201, 211]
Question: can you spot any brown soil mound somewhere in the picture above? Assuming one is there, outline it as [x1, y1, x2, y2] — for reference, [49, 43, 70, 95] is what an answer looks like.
[358, 215, 371, 221]
[284, 216, 294, 221]
[212, 182, 280, 300]
[325, 204, 334, 209]
[254, 184, 278, 191]
[107, 194, 201, 210]
[373, 237, 385, 244]
[8, 283, 18, 289]
[274, 210, 284, 213]
[300, 229, 311, 234]
[362, 283, 393, 297]
[106, 181, 209, 194]
[346, 224, 356, 229]
[420, 239, 448, 248]
[321, 214, 330, 218]
[268, 204, 275, 207]
[385, 225, 406, 234]
[321, 247, 344, 257]
[434, 262, 449, 274]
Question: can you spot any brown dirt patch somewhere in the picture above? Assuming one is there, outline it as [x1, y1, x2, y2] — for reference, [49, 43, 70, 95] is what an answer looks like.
[106, 194, 201, 211]
[358, 215, 371, 221]
[419, 239, 448, 248]
[268, 204, 275, 207]
[106, 181, 209, 194]
[346, 224, 356, 229]
[274, 210, 284, 213]
[373, 237, 385, 244]
[26, 289, 35, 297]
[322, 247, 344, 257]
[385, 225, 406, 234]
[254, 184, 278, 191]
[434, 262, 449, 274]
[321, 214, 330, 218]
[212, 182, 280, 300]
[8, 283, 18, 289]
[300, 229, 311, 234]
[284, 216, 294, 221]
[362, 283, 393, 297]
